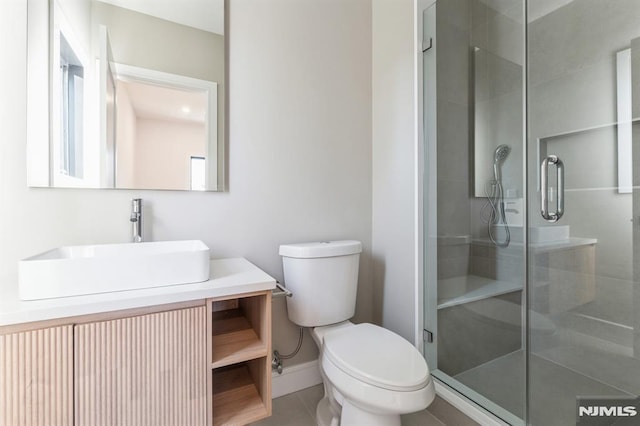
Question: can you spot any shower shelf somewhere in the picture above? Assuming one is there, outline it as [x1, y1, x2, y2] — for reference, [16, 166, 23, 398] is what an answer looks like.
[437, 275, 522, 309]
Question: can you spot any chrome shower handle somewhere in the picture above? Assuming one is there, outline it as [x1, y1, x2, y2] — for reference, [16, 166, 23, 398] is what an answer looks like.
[540, 155, 564, 222]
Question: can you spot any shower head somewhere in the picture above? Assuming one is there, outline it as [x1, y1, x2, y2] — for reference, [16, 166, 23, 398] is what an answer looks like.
[493, 144, 511, 182]
[494, 144, 511, 165]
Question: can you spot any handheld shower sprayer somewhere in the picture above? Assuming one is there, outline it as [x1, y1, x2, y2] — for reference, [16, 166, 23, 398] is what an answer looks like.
[493, 144, 511, 182]
[482, 144, 511, 247]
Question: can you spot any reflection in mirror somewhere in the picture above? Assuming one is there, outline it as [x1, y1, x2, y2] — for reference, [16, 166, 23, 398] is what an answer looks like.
[113, 65, 217, 190]
[27, 0, 225, 191]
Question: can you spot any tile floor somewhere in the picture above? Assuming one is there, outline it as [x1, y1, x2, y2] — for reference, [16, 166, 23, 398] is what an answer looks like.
[250, 384, 445, 426]
[455, 350, 630, 426]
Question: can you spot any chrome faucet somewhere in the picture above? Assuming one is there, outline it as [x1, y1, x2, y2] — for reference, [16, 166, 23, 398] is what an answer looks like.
[130, 198, 143, 243]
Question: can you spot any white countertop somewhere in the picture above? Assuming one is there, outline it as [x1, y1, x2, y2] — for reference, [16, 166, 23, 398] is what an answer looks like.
[0, 258, 276, 327]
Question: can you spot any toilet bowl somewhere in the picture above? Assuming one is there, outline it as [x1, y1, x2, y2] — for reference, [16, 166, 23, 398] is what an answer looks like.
[279, 240, 435, 425]
[315, 322, 435, 426]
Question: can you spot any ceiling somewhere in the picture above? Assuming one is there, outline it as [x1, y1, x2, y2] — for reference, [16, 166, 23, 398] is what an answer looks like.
[97, 0, 224, 35]
[527, 0, 574, 22]
[119, 80, 208, 125]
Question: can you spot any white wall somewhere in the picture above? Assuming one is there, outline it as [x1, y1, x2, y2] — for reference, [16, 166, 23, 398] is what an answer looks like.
[0, 0, 372, 368]
[371, 0, 418, 342]
[134, 119, 205, 190]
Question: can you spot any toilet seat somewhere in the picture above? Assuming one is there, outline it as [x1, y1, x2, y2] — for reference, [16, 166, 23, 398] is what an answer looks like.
[323, 323, 430, 392]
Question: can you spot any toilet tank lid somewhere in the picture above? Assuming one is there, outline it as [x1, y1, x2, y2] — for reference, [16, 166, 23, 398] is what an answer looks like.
[279, 240, 362, 258]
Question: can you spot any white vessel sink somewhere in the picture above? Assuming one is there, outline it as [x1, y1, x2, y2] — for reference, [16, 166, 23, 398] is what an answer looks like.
[19, 240, 210, 300]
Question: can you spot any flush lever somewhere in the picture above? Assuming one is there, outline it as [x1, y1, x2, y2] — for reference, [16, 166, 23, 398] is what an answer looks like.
[540, 155, 564, 223]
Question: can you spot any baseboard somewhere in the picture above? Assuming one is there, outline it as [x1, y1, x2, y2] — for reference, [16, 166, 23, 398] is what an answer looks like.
[272, 359, 323, 399]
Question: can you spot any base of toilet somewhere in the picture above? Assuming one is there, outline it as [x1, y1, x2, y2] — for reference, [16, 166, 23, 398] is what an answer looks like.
[316, 392, 403, 426]
[316, 396, 338, 426]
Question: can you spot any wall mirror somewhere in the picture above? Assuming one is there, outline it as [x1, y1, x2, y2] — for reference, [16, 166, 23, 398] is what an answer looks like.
[27, 0, 225, 191]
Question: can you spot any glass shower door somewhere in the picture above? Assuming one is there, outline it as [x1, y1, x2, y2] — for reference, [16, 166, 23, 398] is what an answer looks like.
[528, 1, 640, 424]
[422, 0, 526, 424]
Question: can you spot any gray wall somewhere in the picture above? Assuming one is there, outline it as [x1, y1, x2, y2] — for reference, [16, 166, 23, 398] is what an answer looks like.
[0, 0, 372, 369]
[529, 0, 637, 283]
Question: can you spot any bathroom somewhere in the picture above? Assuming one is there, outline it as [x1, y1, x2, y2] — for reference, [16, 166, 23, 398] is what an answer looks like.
[1, 0, 640, 425]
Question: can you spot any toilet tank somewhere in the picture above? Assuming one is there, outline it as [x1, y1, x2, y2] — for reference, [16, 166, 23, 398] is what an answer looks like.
[279, 241, 362, 327]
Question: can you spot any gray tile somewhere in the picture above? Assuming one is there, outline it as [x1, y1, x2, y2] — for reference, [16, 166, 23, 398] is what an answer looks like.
[438, 296, 522, 375]
[529, 0, 640, 86]
[402, 407, 447, 426]
[534, 328, 640, 396]
[436, 0, 470, 33]
[530, 58, 616, 138]
[544, 126, 617, 191]
[469, 255, 497, 279]
[437, 179, 471, 236]
[471, 2, 523, 66]
[296, 384, 324, 419]
[554, 310, 633, 347]
[454, 350, 631, 426]
[454, 351, 525, 418]
[250, 393, 315, 426]
[253, 384, 458, 426]
[529, 354, 631, 426]
[426, 396, 480, 426]
[571, 275, 634, 327]
[437, 100, 471, 184]
[437, 256, 470, 279]
[436, 20, 471, 107]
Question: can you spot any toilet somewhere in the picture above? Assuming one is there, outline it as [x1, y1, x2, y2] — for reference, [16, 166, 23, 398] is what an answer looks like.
[279, 240, 435, 426]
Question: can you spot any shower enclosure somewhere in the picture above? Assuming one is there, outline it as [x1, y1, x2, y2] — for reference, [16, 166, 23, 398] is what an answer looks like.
[422, 0, 640, 424]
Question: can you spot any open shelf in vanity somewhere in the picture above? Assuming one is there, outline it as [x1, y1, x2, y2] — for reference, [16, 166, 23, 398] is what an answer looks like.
[208, 291, 272, 426]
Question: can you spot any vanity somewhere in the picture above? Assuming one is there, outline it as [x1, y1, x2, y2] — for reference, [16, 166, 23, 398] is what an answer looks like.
[0, 258, 275, 426]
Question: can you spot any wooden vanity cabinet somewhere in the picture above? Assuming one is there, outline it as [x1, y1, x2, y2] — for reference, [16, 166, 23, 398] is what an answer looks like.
[0, 290, 272, 426]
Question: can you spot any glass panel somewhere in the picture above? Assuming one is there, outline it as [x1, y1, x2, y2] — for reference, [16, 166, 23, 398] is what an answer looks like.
[423, 0, 525, 423]
[528, 1, 640, 424]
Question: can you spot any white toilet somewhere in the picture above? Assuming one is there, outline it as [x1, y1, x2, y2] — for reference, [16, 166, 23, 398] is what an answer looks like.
[279, 240, 435, 426]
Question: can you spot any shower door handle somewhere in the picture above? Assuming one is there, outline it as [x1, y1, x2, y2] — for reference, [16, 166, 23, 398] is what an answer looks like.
[540, 155, 564, 222]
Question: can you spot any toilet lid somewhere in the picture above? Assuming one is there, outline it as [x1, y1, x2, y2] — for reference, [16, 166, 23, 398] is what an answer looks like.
[323, 323, 430, 392]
